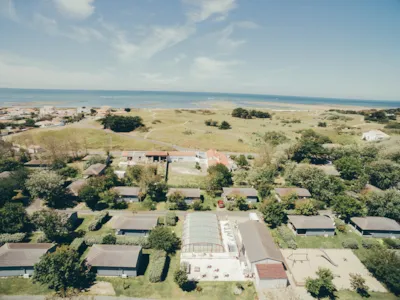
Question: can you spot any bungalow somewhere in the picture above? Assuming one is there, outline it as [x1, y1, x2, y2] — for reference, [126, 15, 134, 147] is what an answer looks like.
[167, 188, 201, 204]
[206, 149, 235, 170]
[86, 245, 142, 277]
[287, 215, 335, 236]
[0, 243, 55, 277]
[168, 151, 198, 163]
[24, 160, 51, 168]
[362, 130, 390, 142]
[351, 217, 400, 238]
[113, 186, 141, 202]
[274, 187, 311, 202]
[222, 187, 258, 203]
[83, 163, 107, 177]
[67, 179, 87, 197]
[238, 221, 288, 289]
[145, 151, 168, 162]
[111, 215, 158, 236]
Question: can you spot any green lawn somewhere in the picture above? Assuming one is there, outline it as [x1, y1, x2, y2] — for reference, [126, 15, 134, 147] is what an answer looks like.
[167, 173, 206, 188]
[101, 250, 256, 300]
[0, 278, 50, 295]
[77, 214, 114, 238]
[332, 290, 398, 300]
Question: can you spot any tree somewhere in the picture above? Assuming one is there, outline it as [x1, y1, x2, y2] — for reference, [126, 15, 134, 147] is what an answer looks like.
[31, 210, 73, 242]
[79, 185, 100, 210]
[363, 248, 400, 295]
[350, 273, 369, 297]
[281, 193, 297, 210]
[33, 247, 93, 297]
[318, 122, 327, 127]
[174, 269, 188, 289]
[236, 155, 249, 168]
[292, 140, 327, 164]
[0, 203, 30, 234]
[305, 268, 336, 299]
[126, 165, 143, 185]
[0, 158, 22, 172]
[256, 181, 272, 199]
[167, 191, 188, 210]
[102, 233, 116, 244]
[365, 189, 400, 221]
[206, 163, 233, 194]
[99, 190, 120, 208]
[101, 115, 144, 132]
[295, 200, 318, 216]
[25, 118, 36, 127]
[146, 180, 168, 202]
[234, 195, 249, 211]
[148, 226, 180, 253]
[25, 170, 66, 207]
[333, 195, 366, 221]
[367, 160, 400, 190]
[262, 131, 289, 146]
[124, 108, 131, 112]
[334, 156, 363, 180]
[219, 121, 231, 130]
[0, 179, 16, 206]
[260, 200, 286, 227]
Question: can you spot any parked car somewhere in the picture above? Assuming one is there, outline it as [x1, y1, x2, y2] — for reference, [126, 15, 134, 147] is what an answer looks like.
[218, 200, 225, 208]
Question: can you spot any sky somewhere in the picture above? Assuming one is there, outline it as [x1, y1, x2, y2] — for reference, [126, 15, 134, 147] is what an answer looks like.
[0, 0, 400, 100]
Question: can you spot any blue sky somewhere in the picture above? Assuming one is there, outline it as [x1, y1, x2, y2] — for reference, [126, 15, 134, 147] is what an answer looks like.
[0, 0, 399, 100]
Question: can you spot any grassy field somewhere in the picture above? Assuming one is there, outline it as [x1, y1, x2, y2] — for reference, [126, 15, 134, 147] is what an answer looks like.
[0, 278, 50, 295]
[101, 250, 257, 300]
[331, 290, 398, 300]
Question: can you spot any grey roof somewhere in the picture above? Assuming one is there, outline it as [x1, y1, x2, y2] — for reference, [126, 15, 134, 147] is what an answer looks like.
[84, 163, 106, 176]
[222, 187, 258, 197]
[274, 187, 311, 198]
[67, 179, 87, 196]
[111, 215, 158, 231]
[113, 186, 140, 197]
[351, 217, 400, 231]
[167, 188, 201, 198]
[0, 243, 54, 267]
[0, 171, 11, 179]
[182, 213, 223, 251]
[288, 215, 335, 230]
[238, 221, 284, 264]
[86, 244, 142, 268]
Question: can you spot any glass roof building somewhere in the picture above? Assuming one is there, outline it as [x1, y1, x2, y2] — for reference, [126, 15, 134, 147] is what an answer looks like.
[182, 213, 224, 253]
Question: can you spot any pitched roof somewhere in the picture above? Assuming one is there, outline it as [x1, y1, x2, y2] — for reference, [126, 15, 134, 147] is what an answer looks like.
[86, 244, 142, 268]
[83, 163, 106, 176]
[0, 243, 54, 267]
[288, 215, 335, 230]
[223, 187, 258, 197]
[256, 263, 287, 279]
[274, 188, 311, 198]
[0, 171, 11, 179]
[351, 217, 400, 231]
[67, 179, 87, 196]
[168, 151, 196, 157]
[363, 130, 389, 137]
[206, 149, 230, 167]
[24, 160, 51, 166]
[113, 186, 140, 197]
[238, 221, 284, 264]
[167, 188, 201, 198]
[145, 151, 168, 157]
[362, 184, 382, 194]
[111, 216, 158, 231]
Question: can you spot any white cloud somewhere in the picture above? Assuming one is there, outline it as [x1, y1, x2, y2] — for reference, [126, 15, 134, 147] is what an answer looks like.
[0, 0, 18, 22]
[191, 56, 241, 79]
[173, 53, 187, 63]
[67, 26, 104, 42]
[33, 13, 58, 35]
[217, 24, 246, 50]
[183, 0, 237, 23]
[140, 73, 181, 85]
[53, 0, 95, 20]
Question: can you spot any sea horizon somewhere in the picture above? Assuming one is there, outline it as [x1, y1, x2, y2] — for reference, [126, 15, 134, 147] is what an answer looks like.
[0, 88, 399, 109]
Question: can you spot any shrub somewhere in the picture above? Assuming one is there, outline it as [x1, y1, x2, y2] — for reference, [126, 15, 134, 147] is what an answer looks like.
[287, 240, 298, 250]
[70, 238, 86, 254]
[157, 216, 165, 225]
[0, 233, 26, 245]
[383, 238, 400, 249]
[334, 219, 346, 233]
[277, 226, 297, 249]
[148, 250, 167, 283]
[116, 236, 150, 248]
[192, 200, 202, 211]
[165, 212, 177, 226]
[83, 235, 104, 246]
[102, 234, 116, 244]
[342, 239, 359, 249]
[37, 234, 50, 243]
[362, 239, 380, 249]
[226, 203, 234, 211]
[88, 211, 109, 231]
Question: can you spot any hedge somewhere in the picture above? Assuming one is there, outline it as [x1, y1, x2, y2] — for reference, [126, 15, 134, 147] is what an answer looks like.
[0, 233, 26, 245]
[165, 212, 177, 226]
[362, 239, 380, 249]
[70, 238, 86, 254]
[342, 239, 359, 249]
[277, 226, 297, 249]
[383, 238, 400, 249]
[88, 211, 109, 231]
[37, 234, 50, 243]
[84, 235, 149, 247]
[84, 235, 104, 246]
[148, 250, 167, 283]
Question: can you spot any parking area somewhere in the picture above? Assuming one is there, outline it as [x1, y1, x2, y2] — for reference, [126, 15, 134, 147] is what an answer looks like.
[281, 249, 386, 292]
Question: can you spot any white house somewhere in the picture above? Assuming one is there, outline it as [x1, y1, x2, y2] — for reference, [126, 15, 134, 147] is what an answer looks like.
[77, 107, 92, 114]
[362, 130, 389, 142]
[39, 106, 55, 116]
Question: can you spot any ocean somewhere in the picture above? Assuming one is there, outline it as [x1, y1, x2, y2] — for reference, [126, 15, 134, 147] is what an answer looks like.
[0, 88, 399, 109]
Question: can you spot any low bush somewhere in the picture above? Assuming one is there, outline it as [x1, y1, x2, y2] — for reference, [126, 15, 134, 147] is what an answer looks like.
[334, 219, 346, 233]
[342, 239, 359, 249]
[0, 233, 26, 245]
[115, 236, 150, 248]
[158, 216, 165, 225]
[277, 226, 297, 249]
[148, 250, 167, 283]
[83, 235, 104, 246]
[165, 212, 177, 226]
[362, 239, 380, 249]
[70, 238, 86, 254]
[37, 234, 50, 243]
[88, 211, 109, 231]
[383, 238, 400, 249]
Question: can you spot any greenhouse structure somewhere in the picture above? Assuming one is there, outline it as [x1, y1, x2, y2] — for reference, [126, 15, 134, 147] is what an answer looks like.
[182, 213, 225, 253]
